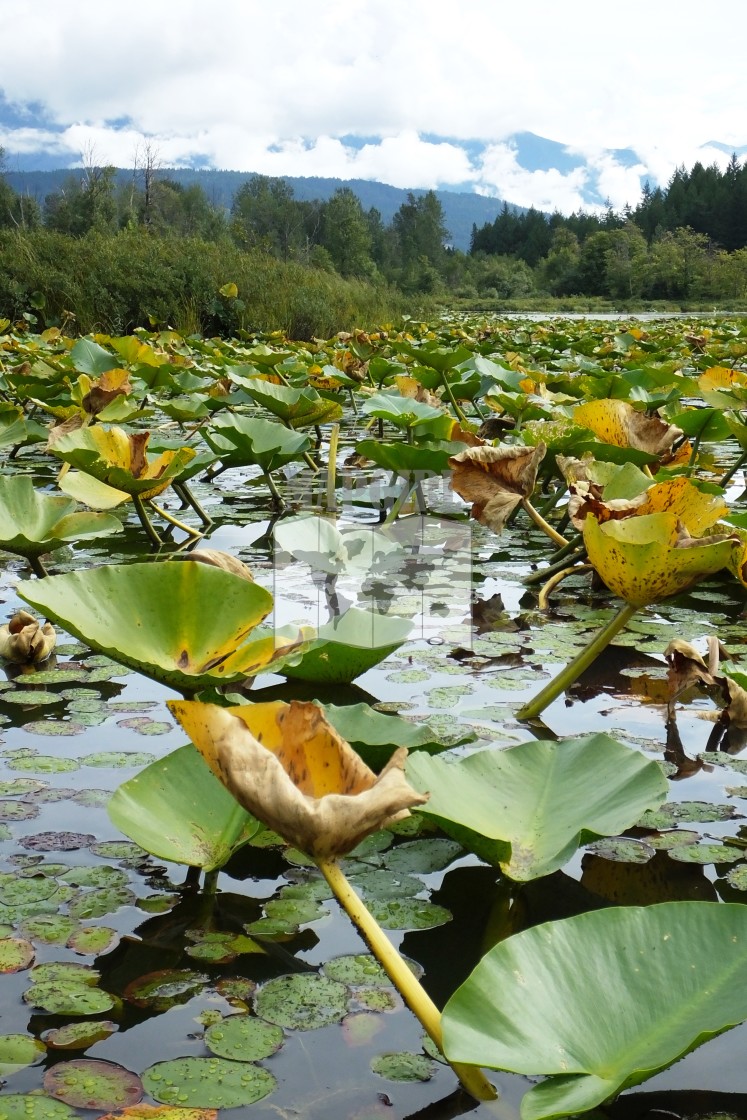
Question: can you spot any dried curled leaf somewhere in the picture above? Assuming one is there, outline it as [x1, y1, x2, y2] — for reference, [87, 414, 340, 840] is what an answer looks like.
[0, 610, 56, 664]
[573, 399, 683, 458]
[168, 700, 428, 857]
[449, 443, 546, 534]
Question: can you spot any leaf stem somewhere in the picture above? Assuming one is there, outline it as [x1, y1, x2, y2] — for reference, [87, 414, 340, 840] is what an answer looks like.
[149, 501, 203, 538]
[517, 600, 638, 720]
[133, 493, 163, 549]
[326, 423, 339, 512]
[538, 563, 592, 610]
[521, 497, 568, 548]
[317, 857, 497, 1102]
[27, 555, 49, 578]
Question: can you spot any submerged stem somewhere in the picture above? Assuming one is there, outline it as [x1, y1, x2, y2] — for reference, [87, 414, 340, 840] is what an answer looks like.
[538, 563, 592, 610]
[517, 600, 638, 720]
[317, 857, 497, 1102]
[27, 555, 49, 579]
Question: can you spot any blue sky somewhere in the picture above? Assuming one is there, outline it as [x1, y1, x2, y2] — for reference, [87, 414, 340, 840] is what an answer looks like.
[1, 0, 746, 212]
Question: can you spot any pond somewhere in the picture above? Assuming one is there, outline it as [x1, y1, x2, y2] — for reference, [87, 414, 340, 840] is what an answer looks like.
[2, 316, 747, 1120]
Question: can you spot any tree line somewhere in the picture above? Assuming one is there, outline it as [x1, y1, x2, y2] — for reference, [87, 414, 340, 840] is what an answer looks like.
[2, 147, 747, 308]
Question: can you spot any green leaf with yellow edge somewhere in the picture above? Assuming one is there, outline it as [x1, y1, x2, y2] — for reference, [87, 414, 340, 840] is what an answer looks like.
[241, 379, 342, 428]
[19, 562, 299, 692]
[49, 426, 195, 500]
[583, 512, 739, 607]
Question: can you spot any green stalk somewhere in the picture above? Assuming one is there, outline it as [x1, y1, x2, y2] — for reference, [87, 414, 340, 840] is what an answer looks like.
[521, 497, 568, 548]
[326, 423, 339, 512]
[317, 857, 497, 1102]
[149, 500, 203, 538]
[384, 475, 415, 525]
[718, 449, 747, 489]
[175, 481, 213, 528]
[517, 600, 638, 720]
[523, 547, 586, 587]
[133, 493, 163, 549]
[440, 372, 469, 426]
[27, 555, 49, 578]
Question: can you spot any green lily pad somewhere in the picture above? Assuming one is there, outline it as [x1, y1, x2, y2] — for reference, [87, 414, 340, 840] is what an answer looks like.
[24, 982, 115, 1015]
[667, 843, 744, 865]
[322, 955, 390, 987]
[0, 778, 46, 796]
[365, 899, 452, 930]
[254, 974, 349, 1030]
[342, 1011, 386, 1046]
[61, 866, 129, 889]
[68, 886, 136, 919]
[124, 969, 210, 1011]
[0, 876, 60, 907]
[0, 800, 39, 821]
[0, 938, 34, 972]
[44, 1059, 143, 1110]
[639, 802, 740, 828]
[204, 1016, 284, 1061]
[321, 702, 471, 767]
[0, 691, 64, 707]
[443, 901, 747, 1120]
[142, 1058, 276, 1109]
[20, 914, 78, 944]
[381, 839, 464, 875]
[19, 562, 288, 692]
[9, 754, 80, 770]
[0, 1096, 79, 1120]
[44, 1020, 118, 1050]
[408, 734, 668, 881]
[282, 608, 411, 684]
[371, 1052, 435, 1082]
[346, 870, 424, 900]
[89, 840, 145, 860]
[585, 837, 656, 864]
[0, 1034, 46, 1076]
[67, 926, 119, 956]
[0, 474, 122, 561]
[83, 751, 157, 768]
[108, 745, 259, 871]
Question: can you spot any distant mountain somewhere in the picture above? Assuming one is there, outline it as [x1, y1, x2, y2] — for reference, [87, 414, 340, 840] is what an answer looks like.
[2, 167, 522, 252]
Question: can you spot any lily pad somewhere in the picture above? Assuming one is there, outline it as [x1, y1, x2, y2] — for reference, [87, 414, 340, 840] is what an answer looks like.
[204, 1016, 284, 1061]
[442, 901, 747, 1120]
[639, 802, 740, 828]
[407, 734, 668, 881]
[322, 954, 391, 987]
[19, 562, 294, 692]
[371, 1052, 435, 1082]
[83, 751, 157, 768]
[0, 1034, 46, 1076]
[24, 982, 115, 1015]
[9, 754, 80, 770]
[44, 1059, 143, 1111]
[67, 926, 119, 956]
[381, 839, 464, 875]
[282, 608, 411, 684]
[44, 1020, 118, 1050]
[20, 914, 78, 944]
[108, 745, 259, 871]
[20, 831, 95, 851]
[0, 800, 39, 821]
[366, 899, 452, 930]
[667, 843, 744, 865]
[0, 1096, 79, 1120]
[124, 969, 210, 1011]
[0, 937, 34, 972]
[143, 1058, 276, 1109]
[68, 886, 136, 919]
[254, 974, 348, 1030]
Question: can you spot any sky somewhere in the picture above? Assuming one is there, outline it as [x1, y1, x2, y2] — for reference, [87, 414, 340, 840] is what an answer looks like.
[1, 0, 746, 213]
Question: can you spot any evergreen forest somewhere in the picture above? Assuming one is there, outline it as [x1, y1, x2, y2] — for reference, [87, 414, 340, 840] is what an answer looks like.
[2, 149, 747, 335]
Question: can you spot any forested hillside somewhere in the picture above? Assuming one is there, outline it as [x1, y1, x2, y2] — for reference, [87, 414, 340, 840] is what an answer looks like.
[2, 150, 747, 328]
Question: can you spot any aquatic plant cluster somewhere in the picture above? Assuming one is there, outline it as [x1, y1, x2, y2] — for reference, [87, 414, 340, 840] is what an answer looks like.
[1, 314, 747, 1118]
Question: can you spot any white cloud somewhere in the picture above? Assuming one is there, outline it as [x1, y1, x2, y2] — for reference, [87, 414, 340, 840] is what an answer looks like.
[1, 0, 746, 211]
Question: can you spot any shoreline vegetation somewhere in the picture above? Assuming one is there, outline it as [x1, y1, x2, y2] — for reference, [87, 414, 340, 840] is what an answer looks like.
[4, 153, 747, 337]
